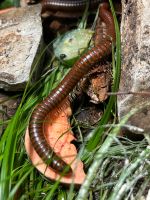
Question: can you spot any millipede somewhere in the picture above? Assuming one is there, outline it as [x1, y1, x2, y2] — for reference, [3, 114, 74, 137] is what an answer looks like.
[29, 2, 116, 175]
[42, 0, 102, 12]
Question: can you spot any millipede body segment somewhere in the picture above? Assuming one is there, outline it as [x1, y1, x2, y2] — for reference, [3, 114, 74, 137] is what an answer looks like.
[42, 0, 102, 12]
[29, 2, 116, 175]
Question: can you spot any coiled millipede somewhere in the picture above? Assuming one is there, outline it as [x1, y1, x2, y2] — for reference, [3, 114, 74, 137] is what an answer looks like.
[29, 2, 116, 175]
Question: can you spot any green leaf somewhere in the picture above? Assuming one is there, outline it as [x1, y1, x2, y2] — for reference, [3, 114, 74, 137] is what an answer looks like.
[0, 0, 20, 9]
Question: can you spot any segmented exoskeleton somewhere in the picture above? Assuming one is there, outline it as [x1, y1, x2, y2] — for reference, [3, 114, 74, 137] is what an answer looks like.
[29, 2, 116, 175]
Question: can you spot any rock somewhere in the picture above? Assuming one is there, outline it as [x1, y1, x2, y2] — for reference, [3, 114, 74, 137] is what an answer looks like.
[0, 92, 21, 135]
[0, 4, 42, 91]
[118, 0, 150, 132]
[75, 105, 103, 126]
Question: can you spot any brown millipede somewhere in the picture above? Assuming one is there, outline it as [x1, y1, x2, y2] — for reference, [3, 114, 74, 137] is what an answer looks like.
[42, 0, 102, 12]
[29, 2, 116, 175]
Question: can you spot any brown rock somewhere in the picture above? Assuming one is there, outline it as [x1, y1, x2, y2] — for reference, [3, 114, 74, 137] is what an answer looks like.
[81, 64, 111, 104]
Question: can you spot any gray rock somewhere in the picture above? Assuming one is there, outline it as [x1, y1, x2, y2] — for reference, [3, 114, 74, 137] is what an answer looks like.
[0, 4, 42, 91]
[118, 0, 150, 132]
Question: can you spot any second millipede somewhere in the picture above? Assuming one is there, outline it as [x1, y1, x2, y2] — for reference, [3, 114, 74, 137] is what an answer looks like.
[29, 2, 116, 175]
[42, 0, 102, 12]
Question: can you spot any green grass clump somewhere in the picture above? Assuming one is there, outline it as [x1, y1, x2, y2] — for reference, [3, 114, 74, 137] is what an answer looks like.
[0, 0, 20, 9]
